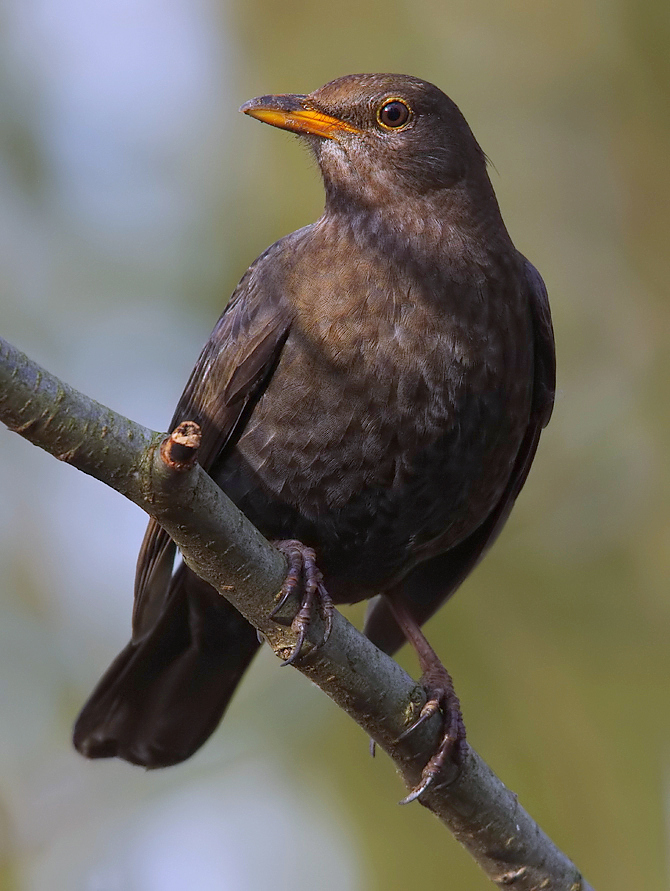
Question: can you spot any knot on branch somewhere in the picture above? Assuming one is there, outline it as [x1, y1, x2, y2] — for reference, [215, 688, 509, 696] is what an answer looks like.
[160, 421, 202, 471]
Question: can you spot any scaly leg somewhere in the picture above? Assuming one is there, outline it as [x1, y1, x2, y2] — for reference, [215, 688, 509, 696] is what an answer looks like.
[270, 540, 334, 665]
[388, 594, 466, 804]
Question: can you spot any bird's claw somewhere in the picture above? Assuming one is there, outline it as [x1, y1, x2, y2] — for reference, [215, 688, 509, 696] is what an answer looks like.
[398, 665, 466, 805]
[271, 540, 334, 665]
[397, 697, 442, 741]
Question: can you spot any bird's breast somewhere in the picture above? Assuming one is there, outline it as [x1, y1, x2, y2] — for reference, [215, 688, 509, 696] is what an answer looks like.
[217, 241, 533, 599]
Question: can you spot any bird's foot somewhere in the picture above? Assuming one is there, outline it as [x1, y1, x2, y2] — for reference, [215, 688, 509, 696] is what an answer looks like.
[398, 662, 466, 805]
[270, 540, 334, 665]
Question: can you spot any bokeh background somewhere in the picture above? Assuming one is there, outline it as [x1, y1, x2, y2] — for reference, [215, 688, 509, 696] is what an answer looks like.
[1, 0, 669, 888]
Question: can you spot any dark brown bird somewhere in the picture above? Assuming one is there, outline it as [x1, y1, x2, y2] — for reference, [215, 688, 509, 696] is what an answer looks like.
[74, 74, 555, 795]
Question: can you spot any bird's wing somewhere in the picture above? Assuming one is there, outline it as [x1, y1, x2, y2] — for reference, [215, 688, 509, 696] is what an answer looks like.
[523, 257, 556, 429]
[132, 263, 292, 639]
[364, 257, 556, 655]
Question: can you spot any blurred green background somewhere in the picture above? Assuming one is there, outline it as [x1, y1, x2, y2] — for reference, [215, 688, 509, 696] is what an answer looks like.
[1, 0, 669, 888]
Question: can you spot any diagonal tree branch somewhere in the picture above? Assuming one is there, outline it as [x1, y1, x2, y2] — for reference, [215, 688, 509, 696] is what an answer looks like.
[0, 334, 593, 891]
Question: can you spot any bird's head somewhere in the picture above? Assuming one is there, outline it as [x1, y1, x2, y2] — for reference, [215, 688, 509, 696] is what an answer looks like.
[241, 73, 492, 216]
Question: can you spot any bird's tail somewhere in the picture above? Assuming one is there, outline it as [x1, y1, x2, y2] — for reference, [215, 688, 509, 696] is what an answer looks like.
[73, 564, 260, 768]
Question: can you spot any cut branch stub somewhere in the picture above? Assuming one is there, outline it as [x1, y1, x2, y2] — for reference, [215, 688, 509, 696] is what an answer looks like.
[160, 420, 202, 471]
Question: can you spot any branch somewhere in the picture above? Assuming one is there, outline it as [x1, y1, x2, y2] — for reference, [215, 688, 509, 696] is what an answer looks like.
[0, 335, 593, 891]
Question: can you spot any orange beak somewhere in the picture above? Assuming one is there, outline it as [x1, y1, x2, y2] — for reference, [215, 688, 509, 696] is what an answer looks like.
[240, 94, 360, 140]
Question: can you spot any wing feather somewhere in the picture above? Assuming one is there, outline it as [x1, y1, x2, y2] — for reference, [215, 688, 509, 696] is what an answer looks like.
[132, 271, 291, 638]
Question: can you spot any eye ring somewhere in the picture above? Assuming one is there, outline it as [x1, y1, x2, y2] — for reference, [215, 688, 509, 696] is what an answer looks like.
[376, 98, 412, 131]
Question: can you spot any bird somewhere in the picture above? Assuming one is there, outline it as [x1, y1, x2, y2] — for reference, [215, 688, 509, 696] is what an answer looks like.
[73, 73, 555, 797]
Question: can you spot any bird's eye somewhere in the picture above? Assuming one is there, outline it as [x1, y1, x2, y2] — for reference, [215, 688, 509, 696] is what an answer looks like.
[377, 99, 412, 130]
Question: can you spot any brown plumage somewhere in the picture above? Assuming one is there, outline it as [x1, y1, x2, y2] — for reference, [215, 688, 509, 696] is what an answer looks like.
[74, 74, 555, 773]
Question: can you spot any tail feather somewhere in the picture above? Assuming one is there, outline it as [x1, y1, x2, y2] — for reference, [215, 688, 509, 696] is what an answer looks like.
[73, 565, 260, 768]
